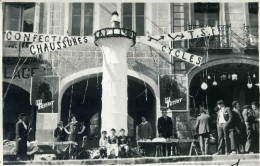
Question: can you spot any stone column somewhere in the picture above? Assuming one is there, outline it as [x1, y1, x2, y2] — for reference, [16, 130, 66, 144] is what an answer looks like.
[94, 12, 136, 134]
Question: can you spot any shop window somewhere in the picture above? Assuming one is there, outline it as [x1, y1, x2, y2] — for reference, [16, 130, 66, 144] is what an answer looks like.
[194, 3, 219, 26]
[71, 3, 94, 36]
[248, 2, 258, 26]
[4, 3, 35, 48]
[122, 3, 145, 36]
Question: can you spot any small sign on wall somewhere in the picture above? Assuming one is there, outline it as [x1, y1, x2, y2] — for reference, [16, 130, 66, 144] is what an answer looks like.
[159, 74, 187, 111]
[30, 75, 60, 113]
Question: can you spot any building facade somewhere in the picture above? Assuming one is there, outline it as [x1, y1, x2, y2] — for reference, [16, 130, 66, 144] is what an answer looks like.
[2, 2, 259, 145]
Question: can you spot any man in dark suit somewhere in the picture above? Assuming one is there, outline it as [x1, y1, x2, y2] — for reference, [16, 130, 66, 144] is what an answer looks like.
[157, 109, 173, 156]
[54, 121, 67, 142]
[196, 108, 211, 155]
[242, 105, 257, 153]
[230, 101, 243, 154]
[15, 113, 29, 161]
[215, 100, 233, 155]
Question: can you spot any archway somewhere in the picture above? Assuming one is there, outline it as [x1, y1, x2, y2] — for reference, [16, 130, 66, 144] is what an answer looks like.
[188, 59, 259, 138]
[60, 75, 156, 147]
[189, 63, 259, 115]
[3, 82, 33, 140]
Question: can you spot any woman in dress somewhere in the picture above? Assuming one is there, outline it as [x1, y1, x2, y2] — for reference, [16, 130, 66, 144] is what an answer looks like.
[64, 115, 85, 144]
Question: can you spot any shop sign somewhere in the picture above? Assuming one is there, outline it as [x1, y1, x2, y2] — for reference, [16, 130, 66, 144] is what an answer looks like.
[147, 26, 219, 42]
[139, 39, 202, 66]
[4, 30, 93, 55]
[160, 74, 187, 110]
[35, 99, 54, 110]
[165, 97, 183, 107]
[3, 67, 38, 79]
[163, 46, 202, 66]
[30, 75, 59, 113]
[29, 37, 89, 55]
[4, 30, 94, 43]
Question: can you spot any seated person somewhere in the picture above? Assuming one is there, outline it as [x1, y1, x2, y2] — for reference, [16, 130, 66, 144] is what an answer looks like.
[99, 131, 108, 158]
[107, 128, 119, 158]
[118, 128, 129, 158]
[54, 121, 67, 142]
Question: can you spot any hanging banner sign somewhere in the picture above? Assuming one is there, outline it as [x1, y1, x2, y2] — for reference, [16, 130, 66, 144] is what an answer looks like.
[139, 38, 202, 66]
[147, 26, 219, 42]
[30, 75, 59, 113]
[29, 36, 89, 55]
[160, 74, 187, 110]
[163, 45, 202, 66]
[4, 30, 94, 43]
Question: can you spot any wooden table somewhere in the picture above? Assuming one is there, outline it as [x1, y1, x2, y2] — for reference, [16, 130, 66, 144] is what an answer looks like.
[137, 139, 181, 157]
[137, 139, 200, 157]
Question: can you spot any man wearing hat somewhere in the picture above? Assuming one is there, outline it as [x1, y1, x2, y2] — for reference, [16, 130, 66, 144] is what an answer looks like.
[195, 107, 211, 155]
[242, 105, 256, 153]
[54, 121, 67, 142]
[215, 100, 233, 155]
[230, 101, 243, 154]
[15, 113, 28, 160]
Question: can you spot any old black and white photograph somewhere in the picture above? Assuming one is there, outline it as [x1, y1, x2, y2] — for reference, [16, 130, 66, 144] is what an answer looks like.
[1, 0, 259, 165]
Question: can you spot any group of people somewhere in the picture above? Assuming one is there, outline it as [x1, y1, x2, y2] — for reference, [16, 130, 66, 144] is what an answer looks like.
[14, 101, 259, 161]
[99, 128, 130, 158]
[54, 115, 86, 145]
[196, 100, 259, 155]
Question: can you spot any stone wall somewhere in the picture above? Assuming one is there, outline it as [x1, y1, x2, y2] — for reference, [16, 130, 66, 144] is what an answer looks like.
[151, 3, 170, 36]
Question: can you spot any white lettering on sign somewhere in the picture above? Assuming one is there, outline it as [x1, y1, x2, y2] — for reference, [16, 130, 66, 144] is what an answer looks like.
[29, 37, 89, 55]
[147, 27, 219, 42]
[4, 30, 94, 43]
[165, 97, 183, 108]
[138, 38, 203, 66]
[35, 99, 54, 110]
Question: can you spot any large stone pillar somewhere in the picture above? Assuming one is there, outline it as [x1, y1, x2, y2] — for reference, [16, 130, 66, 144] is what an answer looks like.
[94, 12, 136, 134]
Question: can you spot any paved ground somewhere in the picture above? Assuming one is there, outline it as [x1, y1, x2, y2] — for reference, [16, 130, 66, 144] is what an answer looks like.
[4, 154, 260, 165]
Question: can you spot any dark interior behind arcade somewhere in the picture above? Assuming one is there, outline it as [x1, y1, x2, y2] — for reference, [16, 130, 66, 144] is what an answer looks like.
[189, 63, 259, 118]
[61, 75, 156, 146]
[3, 82, 33, 140]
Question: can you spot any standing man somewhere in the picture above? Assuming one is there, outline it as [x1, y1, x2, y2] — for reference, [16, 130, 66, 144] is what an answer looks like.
[157, 109, 173, 156]
[242, 105, 256, 153]
[251, 102, 259, 153]
[196, 108, 211, 155]
[15, 113, 29, 161]
[215, 100, 233, 155]
[230, 101, 243, 154]
[54, 121, 67, 142]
